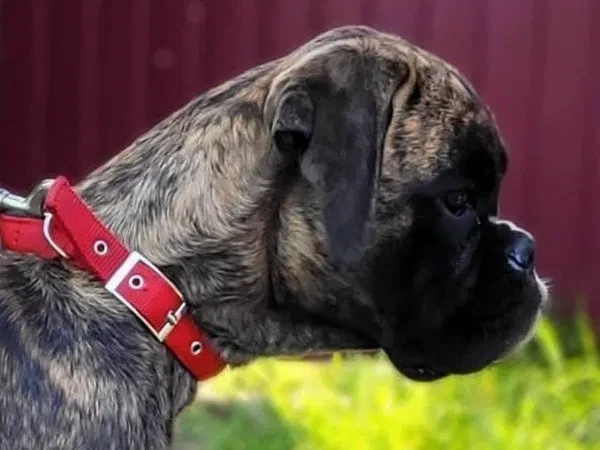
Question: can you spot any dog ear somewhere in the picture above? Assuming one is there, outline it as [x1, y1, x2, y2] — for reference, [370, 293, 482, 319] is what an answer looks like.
[271, 71, 382, 265]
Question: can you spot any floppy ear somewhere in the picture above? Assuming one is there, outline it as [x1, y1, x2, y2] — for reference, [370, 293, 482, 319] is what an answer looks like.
[271, 73, 382, 265]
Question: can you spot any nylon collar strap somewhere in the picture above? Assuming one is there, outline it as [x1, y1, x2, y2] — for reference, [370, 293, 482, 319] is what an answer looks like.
[0, 176, 226, 381]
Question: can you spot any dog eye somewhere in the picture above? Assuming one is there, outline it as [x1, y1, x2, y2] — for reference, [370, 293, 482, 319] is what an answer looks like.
[442, 190, 471, 216]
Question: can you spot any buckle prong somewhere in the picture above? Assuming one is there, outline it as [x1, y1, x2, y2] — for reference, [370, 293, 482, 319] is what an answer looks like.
[160, 302, 188, 341]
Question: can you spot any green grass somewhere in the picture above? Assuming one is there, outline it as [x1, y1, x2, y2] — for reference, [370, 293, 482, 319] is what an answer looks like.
[173, 315, 600, 450]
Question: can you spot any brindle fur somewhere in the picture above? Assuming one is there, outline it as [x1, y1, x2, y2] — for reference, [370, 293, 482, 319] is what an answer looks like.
[0, 26, 547, 449]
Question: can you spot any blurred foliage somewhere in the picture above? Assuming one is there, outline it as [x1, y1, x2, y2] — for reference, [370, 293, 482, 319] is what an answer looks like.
[173, 314, 600, 450]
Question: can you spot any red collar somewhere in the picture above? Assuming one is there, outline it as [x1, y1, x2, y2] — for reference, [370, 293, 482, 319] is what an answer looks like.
[0, 176, 226, 381]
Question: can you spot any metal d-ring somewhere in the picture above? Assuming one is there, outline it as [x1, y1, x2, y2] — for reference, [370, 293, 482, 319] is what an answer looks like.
[43, 213, 69, 259]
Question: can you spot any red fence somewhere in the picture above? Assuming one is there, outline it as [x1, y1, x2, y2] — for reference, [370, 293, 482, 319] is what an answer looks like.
[1, 0, 599, 321]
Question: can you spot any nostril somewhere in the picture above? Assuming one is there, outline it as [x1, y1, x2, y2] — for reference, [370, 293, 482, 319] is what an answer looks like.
[507, 234, 535, 272]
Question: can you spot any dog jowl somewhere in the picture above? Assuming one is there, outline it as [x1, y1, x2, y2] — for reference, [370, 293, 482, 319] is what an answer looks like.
[0, 24, 549, 449]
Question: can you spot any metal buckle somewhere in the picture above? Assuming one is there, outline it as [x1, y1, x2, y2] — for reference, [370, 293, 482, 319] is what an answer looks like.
[0, 178, 55, 217]
[105, 251, 187, 342]
[42, 213, 70, 259]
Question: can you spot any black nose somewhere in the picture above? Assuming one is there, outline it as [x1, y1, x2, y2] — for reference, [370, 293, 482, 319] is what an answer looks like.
[507, 233, 535, 272]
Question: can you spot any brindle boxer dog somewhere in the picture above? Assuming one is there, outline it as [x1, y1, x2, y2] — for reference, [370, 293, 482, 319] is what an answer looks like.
[0, 25, 548, 449]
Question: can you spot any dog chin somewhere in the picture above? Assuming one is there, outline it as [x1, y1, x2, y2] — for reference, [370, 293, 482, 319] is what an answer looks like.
[382, 273, 548, 383]
[397, 365, 449, 382]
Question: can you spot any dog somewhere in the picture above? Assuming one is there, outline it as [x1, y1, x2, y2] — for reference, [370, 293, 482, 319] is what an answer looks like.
[0, 25, 548, 449]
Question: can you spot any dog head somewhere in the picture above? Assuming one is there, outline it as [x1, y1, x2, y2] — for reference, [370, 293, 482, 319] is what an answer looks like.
[265, 25, 548, 381]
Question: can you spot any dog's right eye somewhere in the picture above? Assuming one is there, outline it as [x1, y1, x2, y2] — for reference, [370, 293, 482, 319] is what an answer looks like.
[441, 190, 472, 217]
[274, 130, 310, 154]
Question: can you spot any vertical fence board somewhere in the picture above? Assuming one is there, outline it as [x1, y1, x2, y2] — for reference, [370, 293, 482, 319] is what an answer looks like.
[370, 0, 421, 42]
[78, 0, 101, 174]
[148, 0, 187, 125]
[579, 1, 600, 320]
[0, 1, 35, 190]
[45, 1, 83, 181]
[427, 0, 482, 82]
[181, 0, 208, 101]
[530, 0, 591, 302]
[258, 0, 313, 61]
[28, 0, 50, 186]
[129, 0, 152, 139]
[97, 1, 133, 171]
[318, 0, 365, 32]
[482, 0, 537, 223]
[204, 0, 262, 88]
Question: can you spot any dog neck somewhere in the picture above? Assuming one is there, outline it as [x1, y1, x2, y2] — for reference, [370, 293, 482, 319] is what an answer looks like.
[70, 87, 281, 348]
